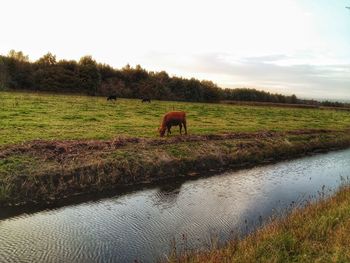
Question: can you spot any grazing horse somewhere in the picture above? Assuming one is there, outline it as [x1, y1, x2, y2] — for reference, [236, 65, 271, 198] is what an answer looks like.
[158, 111, 187, 137]
[107, 95, 117, 102]
[141, 98, 151, 103]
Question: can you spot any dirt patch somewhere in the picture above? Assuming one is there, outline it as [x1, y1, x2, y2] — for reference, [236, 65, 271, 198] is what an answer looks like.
[0, 129, 337, 160]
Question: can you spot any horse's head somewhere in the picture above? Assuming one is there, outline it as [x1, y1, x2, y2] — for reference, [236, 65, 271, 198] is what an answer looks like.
[158, 126, 166, 137]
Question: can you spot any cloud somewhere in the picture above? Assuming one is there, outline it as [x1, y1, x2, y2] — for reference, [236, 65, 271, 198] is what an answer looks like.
[144, 51, 350, 101]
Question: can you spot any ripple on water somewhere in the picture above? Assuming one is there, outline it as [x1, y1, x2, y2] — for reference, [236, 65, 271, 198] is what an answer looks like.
[0, 149, 350, 262]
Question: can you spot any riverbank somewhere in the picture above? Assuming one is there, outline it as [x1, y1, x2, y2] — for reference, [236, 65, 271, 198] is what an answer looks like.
[1, 129, 350, 207]
[168, 185, 350, 263]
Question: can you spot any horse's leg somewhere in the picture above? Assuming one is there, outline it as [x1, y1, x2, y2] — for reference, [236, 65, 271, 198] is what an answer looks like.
[183, 120, 187, 135]
[179, 123, 182, 135]
[167, 125, 171, 136]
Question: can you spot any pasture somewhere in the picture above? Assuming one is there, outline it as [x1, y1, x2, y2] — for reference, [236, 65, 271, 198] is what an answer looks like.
[1, 91, 350, 146]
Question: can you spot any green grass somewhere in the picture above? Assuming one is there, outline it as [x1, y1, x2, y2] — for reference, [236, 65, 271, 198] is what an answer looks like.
[163, 143, 200, 159]
[1, 91, 350, 146]
[0, 155, 41, 203]
[0, 155, 37, 177]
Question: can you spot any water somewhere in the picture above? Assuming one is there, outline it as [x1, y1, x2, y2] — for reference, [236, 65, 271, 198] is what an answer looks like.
[0, 149, 349, 262]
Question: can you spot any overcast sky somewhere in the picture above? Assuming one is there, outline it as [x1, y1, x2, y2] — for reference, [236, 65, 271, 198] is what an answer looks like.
[1, 0, 350, 100]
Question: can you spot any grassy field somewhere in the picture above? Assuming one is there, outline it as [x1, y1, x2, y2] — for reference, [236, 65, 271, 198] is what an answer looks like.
[169, 185, 350, 263]
[1, 91, 350, 206]
[1, 91, 350, 146]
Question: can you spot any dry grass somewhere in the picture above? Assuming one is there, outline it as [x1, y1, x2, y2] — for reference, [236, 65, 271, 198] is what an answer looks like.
[168, 185, 350, 263]
[1, 129, 350, 207]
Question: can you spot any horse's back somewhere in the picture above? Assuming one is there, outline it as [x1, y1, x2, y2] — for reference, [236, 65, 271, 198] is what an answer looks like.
[164, 111, 186, 123]
[107, 95, 117, 101]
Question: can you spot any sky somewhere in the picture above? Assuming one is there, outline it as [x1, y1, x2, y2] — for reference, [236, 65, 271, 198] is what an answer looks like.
[1, 0, 350, 100]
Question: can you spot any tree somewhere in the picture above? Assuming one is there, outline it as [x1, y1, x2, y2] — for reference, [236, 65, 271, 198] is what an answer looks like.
[0, 56, 9, 90]
[5, 50, 33, 89]
[8, 50, 29, 62]
[78, 55, 101, 95]
[1, 51, 311, 104]
[36, 52, 56, 66]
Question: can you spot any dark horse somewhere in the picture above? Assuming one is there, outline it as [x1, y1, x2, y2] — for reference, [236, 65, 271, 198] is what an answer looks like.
[107, 95, 117, 102]
[142, 98, 151, 103]
[158, 111, 187, 137]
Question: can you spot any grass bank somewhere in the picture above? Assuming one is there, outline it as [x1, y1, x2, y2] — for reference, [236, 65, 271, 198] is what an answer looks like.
[168, 185, 350, 262]
[1, 129, 350, 207]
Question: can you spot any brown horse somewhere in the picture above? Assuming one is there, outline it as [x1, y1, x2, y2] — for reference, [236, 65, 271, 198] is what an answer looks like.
[158, 111, 187, 137]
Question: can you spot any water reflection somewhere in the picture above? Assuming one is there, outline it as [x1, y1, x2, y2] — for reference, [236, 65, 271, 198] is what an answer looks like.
[0, 149, 349, 263]
[153, 180, 183, 209]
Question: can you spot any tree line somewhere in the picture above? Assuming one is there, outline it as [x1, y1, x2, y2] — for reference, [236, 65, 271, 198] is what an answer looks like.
[0, 50, 348, 107]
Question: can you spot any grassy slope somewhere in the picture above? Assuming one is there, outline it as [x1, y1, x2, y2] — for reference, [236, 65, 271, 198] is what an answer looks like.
[1, 91, 350, 146]
[170, 186, 350, 263]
